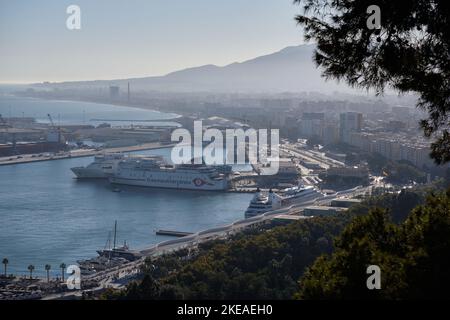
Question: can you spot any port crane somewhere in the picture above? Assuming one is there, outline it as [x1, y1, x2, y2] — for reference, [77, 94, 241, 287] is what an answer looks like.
[0, 113, 17, 154]
[47, 113, 56, 128]
[47, 113, 62, 143]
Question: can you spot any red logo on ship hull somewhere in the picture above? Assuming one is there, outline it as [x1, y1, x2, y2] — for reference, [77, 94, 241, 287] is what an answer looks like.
[193, 178, 206, 187]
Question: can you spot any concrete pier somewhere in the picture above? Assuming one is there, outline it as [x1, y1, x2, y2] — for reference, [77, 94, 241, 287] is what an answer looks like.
[156, 230, 194, 237]
[0, 142, 174, 166]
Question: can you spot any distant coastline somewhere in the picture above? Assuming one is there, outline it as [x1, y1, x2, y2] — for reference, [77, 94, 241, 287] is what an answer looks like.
[7, 93, 182, 120]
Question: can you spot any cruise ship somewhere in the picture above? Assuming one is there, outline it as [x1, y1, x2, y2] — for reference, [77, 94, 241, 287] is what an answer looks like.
[280, 185, 323, 206]
[71, 153, 126, 179]
[109, 157, 229, 191]
[244, 189, 274, 217]
[244, 185, 323, 218]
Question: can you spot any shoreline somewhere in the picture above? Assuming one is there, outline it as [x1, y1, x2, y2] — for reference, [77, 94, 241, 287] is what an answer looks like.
[0, 142, 174, 166]
[5, 93, 182, 120]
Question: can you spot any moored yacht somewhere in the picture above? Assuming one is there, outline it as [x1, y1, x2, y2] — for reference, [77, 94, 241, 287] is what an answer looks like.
[96, 221, 142, 261]
[244, 185, 324, 218]
[244, 189, 277, 218]
[278, 185, 323, 205]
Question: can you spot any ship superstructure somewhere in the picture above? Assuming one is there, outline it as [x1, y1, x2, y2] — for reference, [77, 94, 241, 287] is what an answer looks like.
[109, 157, 229, 191]
[244, 185, 323, 218]
[71, 153, 126, 179]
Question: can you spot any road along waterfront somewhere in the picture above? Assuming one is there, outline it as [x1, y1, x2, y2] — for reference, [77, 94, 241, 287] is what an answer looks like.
[41, 186, 368, 299]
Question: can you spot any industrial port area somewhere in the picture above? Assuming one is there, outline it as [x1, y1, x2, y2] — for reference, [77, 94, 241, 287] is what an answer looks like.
[2, 0, 450, 306]
[0, 99, 406, 300]
[1, 88, 447, 302]
[0, 110, 176, 161]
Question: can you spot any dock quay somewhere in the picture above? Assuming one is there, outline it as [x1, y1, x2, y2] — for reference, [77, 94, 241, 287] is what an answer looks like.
[26, 186, 368, 300]
[0, 142, 174, 166]
[156, 230, 194, 237]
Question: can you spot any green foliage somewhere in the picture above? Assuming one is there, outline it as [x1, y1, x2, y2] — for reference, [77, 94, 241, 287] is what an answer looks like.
[320, 173, 369, 190]
[348, 188, 425, 223]
[114, 188, 447, 300]
[122, 216, 351, 300]
[297, 189, 450, 299]
[366, 152, 389, 174]
[384, 162, 427, 184]
[126, 275, 160, 299]
[328, 143, 433, 184]
[445, 168, 450, 188]
[294, 0, 450, 164]
[401, 190, 450, 298]
[364, 151, 427, 184]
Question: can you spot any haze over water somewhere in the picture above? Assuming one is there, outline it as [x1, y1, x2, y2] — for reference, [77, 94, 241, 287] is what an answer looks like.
[0, 95, 179, 127]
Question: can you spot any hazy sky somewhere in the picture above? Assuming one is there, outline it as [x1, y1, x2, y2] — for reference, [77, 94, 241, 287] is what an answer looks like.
[0, 0, 304, 83]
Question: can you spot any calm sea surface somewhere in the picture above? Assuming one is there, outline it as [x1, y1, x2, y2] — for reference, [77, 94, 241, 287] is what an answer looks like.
[0, 95, 179, 126]
[0, 96, 252, 276]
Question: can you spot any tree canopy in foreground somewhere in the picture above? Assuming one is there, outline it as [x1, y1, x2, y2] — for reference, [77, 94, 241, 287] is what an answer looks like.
[294, 0, 450, 164]
[100, 188, 450, 300]
[297, 188, 450, 299]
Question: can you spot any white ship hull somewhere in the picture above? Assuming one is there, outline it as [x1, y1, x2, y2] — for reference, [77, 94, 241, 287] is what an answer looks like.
[71, 153, 125, 179]
[244, 186, 324, 218]
[71, 165, 112, 178]
[109, 175, 228, 191]
[110, 159, 229, 191]
[281, 191, 323, 206]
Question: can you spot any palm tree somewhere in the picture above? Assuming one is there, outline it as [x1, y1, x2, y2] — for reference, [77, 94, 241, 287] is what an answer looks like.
[59, 263, 66, 282]
[27, 264, 35, 280]
[2, 258, 8, 277]
[45, 264, 51, 282]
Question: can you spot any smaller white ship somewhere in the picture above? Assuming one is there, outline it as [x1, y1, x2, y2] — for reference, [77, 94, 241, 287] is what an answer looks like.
[279, 185, 323, 206]
[244, 185, 323, 218]
[244, 189, 276, 218]
[71, 153, 126, 179]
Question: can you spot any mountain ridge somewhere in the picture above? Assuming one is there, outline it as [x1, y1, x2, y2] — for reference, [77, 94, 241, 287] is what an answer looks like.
[39, 44, 352, 93]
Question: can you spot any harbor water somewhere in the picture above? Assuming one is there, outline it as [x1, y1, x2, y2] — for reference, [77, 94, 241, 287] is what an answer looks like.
[0, 96, 253, 277]
[0, 95, 179, 126]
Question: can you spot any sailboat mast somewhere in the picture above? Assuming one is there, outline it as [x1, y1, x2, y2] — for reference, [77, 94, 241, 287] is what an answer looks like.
[113, 220, 117, 250]
[104, 231, 111, 250]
